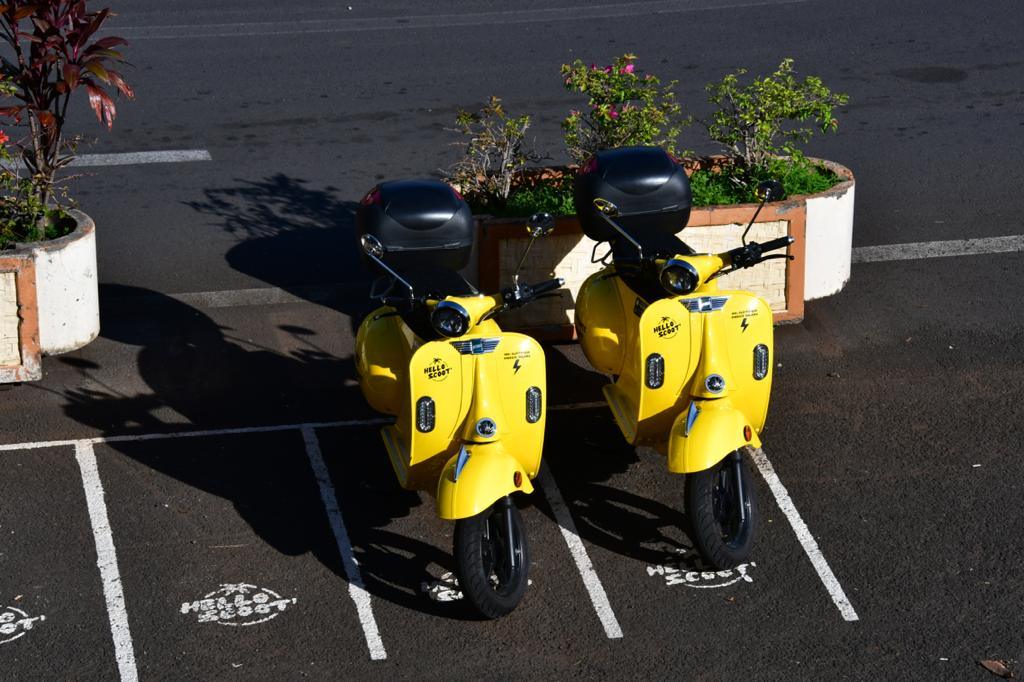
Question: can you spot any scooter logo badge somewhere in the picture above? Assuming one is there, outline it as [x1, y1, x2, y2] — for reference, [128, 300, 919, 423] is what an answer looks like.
[653, 316, 679, 339]
[424, 357, 452, 381]
[681, 296, 729, 313]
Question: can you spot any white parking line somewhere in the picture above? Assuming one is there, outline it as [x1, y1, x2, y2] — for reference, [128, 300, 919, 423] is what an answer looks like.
[71, 150, 212, 167]
[749, 448, 859, 621]
[852, 234, 1024, 263]
[74, 440, 139, 682]
[301, 426, 387, 661]
[537, 460, 623, 639]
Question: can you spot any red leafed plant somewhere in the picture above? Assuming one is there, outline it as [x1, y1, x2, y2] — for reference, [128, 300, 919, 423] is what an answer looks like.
[0, 0, 132, 242]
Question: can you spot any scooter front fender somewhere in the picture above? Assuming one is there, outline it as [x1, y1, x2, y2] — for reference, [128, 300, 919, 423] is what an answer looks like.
[667, 399, 761, 474]
[436, 443, 534, 520]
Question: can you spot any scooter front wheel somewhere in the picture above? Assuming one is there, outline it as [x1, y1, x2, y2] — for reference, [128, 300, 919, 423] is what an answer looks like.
[685, 449, 757, 569]
[453, 496, 529, 619]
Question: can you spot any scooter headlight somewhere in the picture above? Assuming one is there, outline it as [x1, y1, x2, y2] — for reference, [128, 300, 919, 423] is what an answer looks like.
[659, 259, 700, 296]
[431, 301, 470, 338]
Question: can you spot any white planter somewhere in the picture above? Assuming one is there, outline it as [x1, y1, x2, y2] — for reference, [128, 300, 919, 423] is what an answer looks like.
[804, 160, 856, 300]
[24, 210, 100, 355]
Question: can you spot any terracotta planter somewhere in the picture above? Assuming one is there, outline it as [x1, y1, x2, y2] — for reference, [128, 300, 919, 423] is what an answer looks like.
[0, 210, 99, 382]
[477, 160, 855, 338]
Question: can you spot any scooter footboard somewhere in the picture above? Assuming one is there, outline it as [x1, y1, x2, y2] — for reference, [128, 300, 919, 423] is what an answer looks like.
[667, 399, 761, 474]
[436, 443, 534, 520]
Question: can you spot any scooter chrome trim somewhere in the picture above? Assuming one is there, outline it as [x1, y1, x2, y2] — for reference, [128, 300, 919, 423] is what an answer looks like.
[451, 337, 501, 355]
[453, 444, 471, 481]
[680, 295, 730, 313]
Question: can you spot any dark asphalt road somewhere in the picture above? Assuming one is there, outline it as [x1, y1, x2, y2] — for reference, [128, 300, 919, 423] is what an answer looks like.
[1, 0, 1023, 679]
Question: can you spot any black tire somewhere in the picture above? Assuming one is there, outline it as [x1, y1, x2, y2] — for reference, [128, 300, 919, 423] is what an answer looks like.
[685, 450, 757, 569]
[453, 497, 529, 619]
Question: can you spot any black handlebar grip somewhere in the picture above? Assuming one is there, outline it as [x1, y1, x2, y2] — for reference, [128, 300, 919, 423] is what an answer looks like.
[759, 236, 795, 254]
[529, 277, 564, 297]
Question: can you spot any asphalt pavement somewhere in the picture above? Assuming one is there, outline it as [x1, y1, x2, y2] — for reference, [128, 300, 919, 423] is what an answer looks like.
[1, 0, 1022, 679]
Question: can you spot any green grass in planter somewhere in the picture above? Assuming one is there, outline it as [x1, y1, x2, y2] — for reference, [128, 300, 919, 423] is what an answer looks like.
[690, 160, 841, 206]
[0, 205, 75, 250]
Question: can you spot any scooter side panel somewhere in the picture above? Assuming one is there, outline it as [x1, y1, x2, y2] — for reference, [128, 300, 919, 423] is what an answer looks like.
[717, 292, 774, 433]
[404, 340, 471, 470]
[575, 269, 627, 376]
[355, 307, 412, 416]
[632, 297, 701, 444]
[489, 332, 547, 479]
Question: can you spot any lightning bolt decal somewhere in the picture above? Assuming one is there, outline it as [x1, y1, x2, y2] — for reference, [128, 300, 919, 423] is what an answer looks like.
[740, 317, 749, 332]
[513, 358, 522, 374]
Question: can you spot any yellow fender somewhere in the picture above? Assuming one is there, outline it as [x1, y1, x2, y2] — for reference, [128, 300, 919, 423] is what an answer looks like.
[436, 443, 534, 520]
[667, 398, 761, 474]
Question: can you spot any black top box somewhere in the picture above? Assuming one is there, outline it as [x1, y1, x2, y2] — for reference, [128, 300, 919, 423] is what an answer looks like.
[356, 179, 474, 272]
[574, 146, 692, 245]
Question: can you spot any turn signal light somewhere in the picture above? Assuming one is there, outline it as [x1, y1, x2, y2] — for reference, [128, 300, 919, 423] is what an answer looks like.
[645, 353, 665, 389]
[416, 397, 435, 432]
[753, 344, 769, 380]
[743, 425, 752, 442]
[514, 471, 523, 488]
[526, 386, 542, 423]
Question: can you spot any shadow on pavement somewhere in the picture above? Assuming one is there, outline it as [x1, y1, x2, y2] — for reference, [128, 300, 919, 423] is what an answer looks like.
[58, 284, 481, 618]
[539, 345, 699, 566]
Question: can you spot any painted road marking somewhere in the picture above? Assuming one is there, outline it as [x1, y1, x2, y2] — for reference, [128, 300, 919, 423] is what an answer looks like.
[852, 234, 1024, 263]
[180, 583, 298, 626]
[113, 1, 807, 39]
[74, 440, 139, 682]
[0, 605, 46, 645]
[537, 460, 623, 639]
[750, 448, 859, 622]
[4, 408, 854, 653]
[301, 426, 387, 661]
[7, 149, 212, 171]
[647, 549, 758, 589]
[71, 150, 212, 167]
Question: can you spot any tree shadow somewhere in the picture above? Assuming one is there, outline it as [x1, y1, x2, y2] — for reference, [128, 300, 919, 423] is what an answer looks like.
[185, 173, 375, 330]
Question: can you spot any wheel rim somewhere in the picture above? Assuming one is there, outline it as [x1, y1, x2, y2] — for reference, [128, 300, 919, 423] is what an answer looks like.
[479, 504, 524, 596]
[710, 459, 752, 550]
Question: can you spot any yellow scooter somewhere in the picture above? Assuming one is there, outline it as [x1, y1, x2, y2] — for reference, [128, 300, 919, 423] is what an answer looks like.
[572, 147, 792, 568]
[354, 179, 562, 617]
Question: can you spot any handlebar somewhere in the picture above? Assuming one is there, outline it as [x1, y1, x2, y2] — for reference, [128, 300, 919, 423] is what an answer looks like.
[501, 277, 565, 309]
[727, 236, 794, 269]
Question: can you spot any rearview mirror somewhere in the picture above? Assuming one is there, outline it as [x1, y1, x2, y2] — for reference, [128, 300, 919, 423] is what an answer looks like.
[756, 180, 784, 202]
[360, 234, 384, 259]
[526, 212, 555, 238]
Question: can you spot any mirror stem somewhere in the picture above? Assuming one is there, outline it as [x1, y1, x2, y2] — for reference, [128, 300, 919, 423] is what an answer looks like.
[366, 252, 415, 296]
[513, 236, 538, 290]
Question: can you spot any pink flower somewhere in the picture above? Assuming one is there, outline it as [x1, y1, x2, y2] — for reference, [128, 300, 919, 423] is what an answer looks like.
[620, 64, 635, 74]
[604, 65, 613, 73]
[0, 131, 8, 145]
[608, 107, 619, 119]
[590, 63, 598, 70]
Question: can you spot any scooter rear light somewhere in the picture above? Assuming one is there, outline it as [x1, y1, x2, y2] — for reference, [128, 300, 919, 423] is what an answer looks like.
[416, 396, 435, 432]
[360, 187, 382, 206]
[581, 156, 598, 174]
[645, 353, 664, 389]
[526, 387, 542, 423]
[753, 344, 769, 380]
